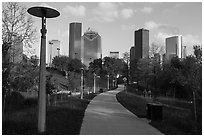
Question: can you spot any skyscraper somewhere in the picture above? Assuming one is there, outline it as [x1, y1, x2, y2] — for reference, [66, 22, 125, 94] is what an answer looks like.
[69, 22, 82, 60]
[183, 46, 187, 59]
[130, 46, 135, 61]
[165, 35, 182, 60]
[134, 28, 149, 61]
[82, 28, 102, 67]
[47, 40, 60, 65]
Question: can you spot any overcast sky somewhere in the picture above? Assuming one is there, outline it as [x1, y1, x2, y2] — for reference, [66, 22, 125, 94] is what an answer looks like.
[23, 2, 202, 58]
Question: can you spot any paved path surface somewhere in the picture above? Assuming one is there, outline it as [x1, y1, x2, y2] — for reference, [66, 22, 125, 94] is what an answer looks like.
[80, 85, 163, 135]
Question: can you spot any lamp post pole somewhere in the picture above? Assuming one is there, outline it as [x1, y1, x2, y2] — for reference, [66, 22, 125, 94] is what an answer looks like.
[80, 67, 84, 99]
[27, 6, 60, 133]
[93, 72, 96, 93]
[107, 74, 109, 90]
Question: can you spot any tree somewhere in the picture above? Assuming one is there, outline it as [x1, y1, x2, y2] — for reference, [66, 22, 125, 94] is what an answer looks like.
[52, 56, 83, 73]
[193, 45, 202, 61]
[149, 42, 165, 58]
[137, 57, 152, 89]
[52, 56, 69, 71]
[30, 55, 39, 66]
[2, 2, 37, 56]
[88, 58, 103, 76]
[123, 52, 130, 84]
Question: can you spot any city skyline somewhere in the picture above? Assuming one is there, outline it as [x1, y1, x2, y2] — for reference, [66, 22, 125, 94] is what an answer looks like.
[23, 2, 202, 58]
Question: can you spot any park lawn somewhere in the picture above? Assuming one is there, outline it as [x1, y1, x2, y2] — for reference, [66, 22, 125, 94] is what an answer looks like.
[116, 90, 197, 135]
[2, 93, 97, 135]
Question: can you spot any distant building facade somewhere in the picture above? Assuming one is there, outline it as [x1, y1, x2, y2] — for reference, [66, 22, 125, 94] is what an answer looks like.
[130, 46, 135, 61]
[110, 52, 119, 59]
[165, 35, 182, 60]
[82, 28, 102, 67]
[47, 40, 60, 65]
[69, 22, 82, 60]
[182, 46, 187, 59]
[134, 28, 149, 61]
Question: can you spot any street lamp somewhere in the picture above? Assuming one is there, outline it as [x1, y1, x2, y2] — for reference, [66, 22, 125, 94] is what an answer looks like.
[80, 67, 84, 99]
[107, 74, 110, 90]
[27, 6, 60, 133]
[93, 72, 96, 93]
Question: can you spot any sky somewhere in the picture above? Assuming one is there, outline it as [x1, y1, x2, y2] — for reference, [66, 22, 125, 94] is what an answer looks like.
[22, 1, 202, 58]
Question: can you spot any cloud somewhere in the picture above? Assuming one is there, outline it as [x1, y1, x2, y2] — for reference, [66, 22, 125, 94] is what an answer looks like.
[121, 8, 134, 19]
[62, 5, 86, 17]
[144, 21, 161, 30]
[175, 3, 183, 8]
[141, 7, 153, 14]
[145, 21, 179, 34]
[144, 20, 201, 55]
[182, 34, 202, 55]
[92, 2, 119, 22]
[121, 24, 136, 30]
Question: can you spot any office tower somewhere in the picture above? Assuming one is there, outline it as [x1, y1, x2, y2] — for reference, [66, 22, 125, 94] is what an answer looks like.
[82, 28, 102, 67]
[129, 46, 136, 82]
[130, 46, 135, 61]
[69, 22, 82, 60]
[47, 40, 60, 65]
[165, 35, 182, 60]
[134, 28, 149, 61]
[110, 52, 119, 59]
[183, 46, 187, 59]
[9, 41, 23, 63]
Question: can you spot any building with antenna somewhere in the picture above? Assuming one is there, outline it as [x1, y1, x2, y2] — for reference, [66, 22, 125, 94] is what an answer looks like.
[82, 28, 102, 67]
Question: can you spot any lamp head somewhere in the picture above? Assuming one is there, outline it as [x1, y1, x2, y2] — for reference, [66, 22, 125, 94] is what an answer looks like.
[27, 6, 60, 18]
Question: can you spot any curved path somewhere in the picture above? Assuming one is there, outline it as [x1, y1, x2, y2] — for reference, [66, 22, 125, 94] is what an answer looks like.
[80, 85, 163, 135]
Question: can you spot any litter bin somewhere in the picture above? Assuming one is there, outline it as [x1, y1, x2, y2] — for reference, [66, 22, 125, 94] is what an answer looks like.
[99, 88, 103, 93]
[146, 103, 152, 119]
[146, 103, 163, 121]
[151, 103, 163, 121]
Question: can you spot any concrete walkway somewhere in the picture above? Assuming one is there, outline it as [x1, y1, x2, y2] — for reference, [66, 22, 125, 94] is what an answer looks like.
[80, 85, 163, 135]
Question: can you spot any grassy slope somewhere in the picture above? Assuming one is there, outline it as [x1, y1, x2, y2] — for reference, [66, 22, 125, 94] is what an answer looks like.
[2, 93, 97, 135]
[2, 69, 97, 135]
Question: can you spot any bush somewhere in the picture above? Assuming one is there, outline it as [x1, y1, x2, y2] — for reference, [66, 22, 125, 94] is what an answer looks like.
[23, 98, 38, 107]
[5, 92, 24, 112]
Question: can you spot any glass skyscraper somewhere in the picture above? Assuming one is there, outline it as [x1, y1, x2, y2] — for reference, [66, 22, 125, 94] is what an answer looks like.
[69, 22, 82, 60]
[134, 28, 149, 61]
[82, 28, 101, 67]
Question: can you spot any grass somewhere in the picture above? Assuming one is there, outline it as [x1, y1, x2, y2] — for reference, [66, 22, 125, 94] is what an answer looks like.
[116, 90, 200, 135]
[2, 93, 98, 135]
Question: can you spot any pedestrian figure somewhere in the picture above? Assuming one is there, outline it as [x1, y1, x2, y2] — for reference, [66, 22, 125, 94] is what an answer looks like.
[148, 90, 152, 98]
[143, 89, 147, 97]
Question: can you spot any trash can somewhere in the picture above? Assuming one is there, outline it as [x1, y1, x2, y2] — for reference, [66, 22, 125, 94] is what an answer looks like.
[146, 103, 152, 119]
[151, 103, 163, 121]
[99, 88, 103, 93]
[146, 103, 163, 121]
